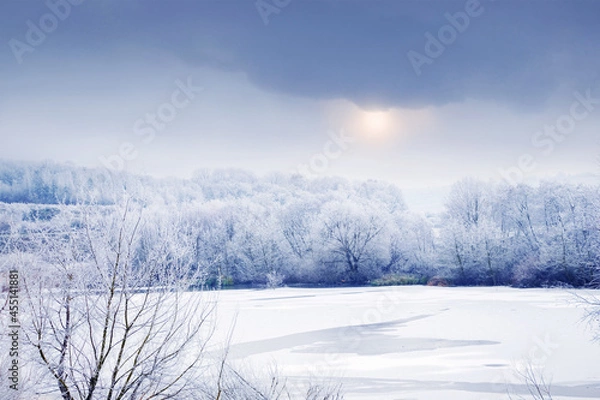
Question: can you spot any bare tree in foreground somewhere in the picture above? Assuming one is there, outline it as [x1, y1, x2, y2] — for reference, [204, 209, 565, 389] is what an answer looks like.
[212, 362, 344, 400]
[16, 200, 215, 399]
[509, 363, 553, 400]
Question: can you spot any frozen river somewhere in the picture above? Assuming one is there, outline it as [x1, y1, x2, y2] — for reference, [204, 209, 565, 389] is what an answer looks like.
[211, 286, 600, 400]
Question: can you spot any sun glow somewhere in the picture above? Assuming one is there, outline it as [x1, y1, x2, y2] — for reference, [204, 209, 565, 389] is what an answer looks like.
[324, 99, 435, 144]
[360, 110, 393, 138]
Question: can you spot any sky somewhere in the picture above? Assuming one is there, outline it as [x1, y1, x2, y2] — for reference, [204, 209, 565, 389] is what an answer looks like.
[1, 0, 600, 190]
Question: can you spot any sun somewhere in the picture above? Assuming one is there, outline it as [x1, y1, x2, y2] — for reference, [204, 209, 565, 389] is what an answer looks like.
[360, 110, 393, 138]
[325, 99, 435, 144]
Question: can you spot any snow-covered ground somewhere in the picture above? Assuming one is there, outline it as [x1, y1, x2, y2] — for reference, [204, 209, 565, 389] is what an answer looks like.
[211, 286, 600, 400]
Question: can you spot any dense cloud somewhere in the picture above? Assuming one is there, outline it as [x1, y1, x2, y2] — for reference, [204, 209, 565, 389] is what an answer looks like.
[2, 0, 599, 109]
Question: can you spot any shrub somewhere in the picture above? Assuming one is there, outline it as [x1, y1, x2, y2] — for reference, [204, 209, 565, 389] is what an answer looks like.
[204, 275, 234, 289]
[370, 274, 426, 286]
[266, 271, 285, 288]
[23, 207, 60, 221]
[426, 276, 449, 287]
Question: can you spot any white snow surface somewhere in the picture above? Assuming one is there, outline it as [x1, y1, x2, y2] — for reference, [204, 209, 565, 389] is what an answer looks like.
[210, 286, 600, 400]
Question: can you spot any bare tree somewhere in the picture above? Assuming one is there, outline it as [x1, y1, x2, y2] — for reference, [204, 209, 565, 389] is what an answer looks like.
[211, 364, 345, 400]
[320, 201, 386, 282]
[509, 363, 553, 400]
[16, 199, 215, 400]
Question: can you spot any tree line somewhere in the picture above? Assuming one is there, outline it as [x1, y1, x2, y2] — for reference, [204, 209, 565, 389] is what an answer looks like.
[0, 160, 599, 288]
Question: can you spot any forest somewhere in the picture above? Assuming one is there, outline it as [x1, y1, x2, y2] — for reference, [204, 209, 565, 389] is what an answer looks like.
[1, 159, 599, 289]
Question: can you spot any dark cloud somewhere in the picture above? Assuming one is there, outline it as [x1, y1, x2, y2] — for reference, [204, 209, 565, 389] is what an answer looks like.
[2, 0, 599, 109]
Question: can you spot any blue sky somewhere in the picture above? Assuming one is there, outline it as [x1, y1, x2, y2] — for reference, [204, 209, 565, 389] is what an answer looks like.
[1, 0, 599, 188]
